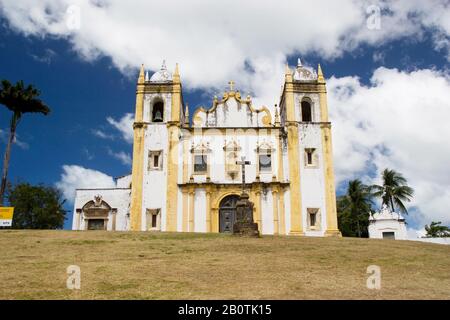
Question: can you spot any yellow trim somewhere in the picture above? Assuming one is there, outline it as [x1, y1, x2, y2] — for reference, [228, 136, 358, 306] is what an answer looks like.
[211, 208, 219, 233]
[182, 190, 188, 232]
[279, 188, 286, 235]
[129, 80, 146, 231]
[272, 188, 279, 235]
[211, 189, 252, 233]
[189, 189, 195, 232]
[206, 189, 212, 232]
[165, 80, 182, 232]
[319, 82, 341, 237]
[284, 77, 304, 235]
[166, 126, 179, 232]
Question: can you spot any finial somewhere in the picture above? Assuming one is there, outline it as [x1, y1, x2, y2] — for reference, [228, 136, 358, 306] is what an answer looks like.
[297, 58, 302, 67]
[285, 63, 292, 75]
[318, 64, 325, 83]
[228, 80, 235, 91]
[274, 104, 280, 126]
[138, 64, 145, 84]
[145, 71, 149, 82]
[184, 104, 189, 125]
[285, 63, 293, 83]
[161, 60, 167, 70]
[173, 62, 180, 83]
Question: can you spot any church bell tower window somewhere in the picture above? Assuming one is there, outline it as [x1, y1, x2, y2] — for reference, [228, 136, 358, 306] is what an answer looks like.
[152, 101, 164, 122]
[301, 100, 312, 122]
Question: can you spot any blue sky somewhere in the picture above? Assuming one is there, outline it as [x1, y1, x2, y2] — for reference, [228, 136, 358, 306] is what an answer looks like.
[1, 1, 450, 232]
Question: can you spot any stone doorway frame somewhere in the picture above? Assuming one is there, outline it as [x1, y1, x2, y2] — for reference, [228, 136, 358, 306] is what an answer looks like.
[81, 197, 117, 231]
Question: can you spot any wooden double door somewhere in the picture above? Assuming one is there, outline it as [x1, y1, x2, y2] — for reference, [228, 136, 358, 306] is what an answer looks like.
[219, 195, 240, 233]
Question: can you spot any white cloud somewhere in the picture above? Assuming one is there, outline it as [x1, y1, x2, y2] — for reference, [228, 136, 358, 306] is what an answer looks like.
[29, 48, 57, 64]
[0, 0, 449, 96]
[407, 227, 426, 239]
[91, 129, 114, 140]
[55, 164, 116, 202]
[328, 67, 450, 227]
[82, 147, 94, 160]
[106, 113, 133, 143]
[372, 51, 386, 64]
[107, 148, 131, 166]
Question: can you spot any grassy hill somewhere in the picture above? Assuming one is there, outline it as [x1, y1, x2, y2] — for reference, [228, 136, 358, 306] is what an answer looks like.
[0, 230, 449, 299]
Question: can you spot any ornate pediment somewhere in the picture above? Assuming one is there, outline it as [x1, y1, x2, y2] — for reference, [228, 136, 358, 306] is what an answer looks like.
[192, 81, 272, 128]
[82, 195, 112, 219]
[255, 140, 275, 153]
[223, 139, 241, 151]
[190, 141, 212, 154]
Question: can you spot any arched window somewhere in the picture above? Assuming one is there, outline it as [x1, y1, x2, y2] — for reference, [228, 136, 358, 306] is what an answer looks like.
[301, 100, 312, 122]
[152, 101, 164, 122]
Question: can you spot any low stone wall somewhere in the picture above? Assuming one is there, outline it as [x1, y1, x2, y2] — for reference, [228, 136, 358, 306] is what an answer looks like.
[407, 237, 450, 245]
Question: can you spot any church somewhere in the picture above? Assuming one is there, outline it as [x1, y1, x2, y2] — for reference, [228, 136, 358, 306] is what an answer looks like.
[72, 59, 341, 236]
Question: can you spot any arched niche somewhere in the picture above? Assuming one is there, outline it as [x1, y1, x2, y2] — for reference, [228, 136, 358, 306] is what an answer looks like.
[81, 196, 116, 231]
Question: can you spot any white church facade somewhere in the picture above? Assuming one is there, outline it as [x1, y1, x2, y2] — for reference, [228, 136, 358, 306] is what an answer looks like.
[72, 60, 341, 236]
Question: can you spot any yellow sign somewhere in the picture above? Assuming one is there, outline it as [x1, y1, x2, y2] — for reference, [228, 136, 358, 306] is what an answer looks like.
[0, 207, 14, 227]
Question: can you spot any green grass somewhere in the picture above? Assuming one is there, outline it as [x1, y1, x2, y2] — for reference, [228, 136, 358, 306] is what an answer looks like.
[0, 230, 449, 299]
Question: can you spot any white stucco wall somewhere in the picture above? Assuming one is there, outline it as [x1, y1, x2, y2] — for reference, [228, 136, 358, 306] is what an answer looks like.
[189, 131, 280, 185]
[142, 123, 168, 231]
[194, 188, 207, 232]
[368, 220, 408, 240]
[295, 93, 327, 235]
[116, 174, 132, 188]
[72, 188, 131, 231]
[261, 189, 274, 235]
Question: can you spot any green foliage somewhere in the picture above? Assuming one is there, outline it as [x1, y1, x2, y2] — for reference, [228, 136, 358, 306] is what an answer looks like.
[337, 179, 373, 238]
[0, 79, 51, 205]
[0, 80, 50, 116]
[424, 221, 450, 238]
[6, 183, 67, 229]
[372, 168, 414, 214]
[337, 168, 415, 238]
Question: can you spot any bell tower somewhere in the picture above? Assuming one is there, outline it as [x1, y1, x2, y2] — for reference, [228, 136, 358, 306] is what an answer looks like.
[279, 58, 340, 236]
[129, 61, 185, 231]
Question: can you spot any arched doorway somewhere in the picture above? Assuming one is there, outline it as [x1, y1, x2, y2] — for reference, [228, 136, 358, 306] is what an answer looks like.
[219, 195, 240, 233]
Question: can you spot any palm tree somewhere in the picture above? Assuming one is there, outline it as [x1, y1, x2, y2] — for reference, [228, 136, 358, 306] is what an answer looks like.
[338, 179, 373, 237]
[424, 221, 450, 238]
[0, 80, 50, 205]
[372, 169, 414, 214]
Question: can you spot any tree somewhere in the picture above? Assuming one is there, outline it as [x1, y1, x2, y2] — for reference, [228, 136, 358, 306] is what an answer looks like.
[0, 80, 50, 205]
[337, 179, 373, 238]
[6, 182, 67, 229]
[424, 221, 450, 238]
[372, 169, 414, 214]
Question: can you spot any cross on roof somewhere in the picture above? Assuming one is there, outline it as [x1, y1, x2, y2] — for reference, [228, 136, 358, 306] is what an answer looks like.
[228, 80, 235, 91]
